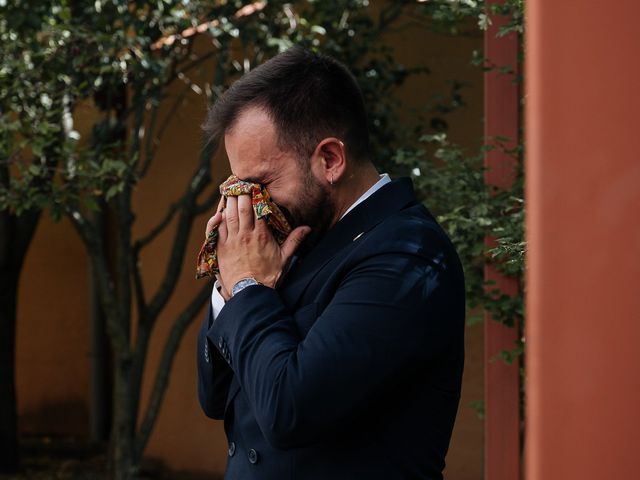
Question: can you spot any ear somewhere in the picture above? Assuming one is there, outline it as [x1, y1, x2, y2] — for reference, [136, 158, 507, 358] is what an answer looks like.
[311, 137, 347, 185]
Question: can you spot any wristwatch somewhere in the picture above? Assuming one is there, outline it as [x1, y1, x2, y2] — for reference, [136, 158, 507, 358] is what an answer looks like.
[231, 277, 261, 297]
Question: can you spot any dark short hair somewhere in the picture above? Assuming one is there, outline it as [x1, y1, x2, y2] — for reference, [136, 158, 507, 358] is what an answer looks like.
[202, 46, 371, 164]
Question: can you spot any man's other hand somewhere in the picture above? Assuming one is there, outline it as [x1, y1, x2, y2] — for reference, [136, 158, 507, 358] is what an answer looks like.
[205, 197, 231, 300]
[205, 196, 226, 237]
[217, 194, 310, 293]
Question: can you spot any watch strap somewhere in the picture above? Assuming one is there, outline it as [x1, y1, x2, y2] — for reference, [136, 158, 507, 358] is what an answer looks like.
[231, 277, 261, 297]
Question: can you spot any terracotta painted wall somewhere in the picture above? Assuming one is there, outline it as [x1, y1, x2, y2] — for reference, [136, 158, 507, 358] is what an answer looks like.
[16, 101, 100, 436]
[16, 10, 485, 479]
[17, 215, 91, 436]
[526, 1, 640, 479]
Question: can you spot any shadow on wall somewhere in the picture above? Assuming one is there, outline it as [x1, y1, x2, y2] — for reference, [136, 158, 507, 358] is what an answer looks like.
[20, 400, 89, 437]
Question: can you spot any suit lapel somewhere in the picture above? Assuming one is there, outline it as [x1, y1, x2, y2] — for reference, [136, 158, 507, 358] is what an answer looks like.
[279, 177, 418, 307]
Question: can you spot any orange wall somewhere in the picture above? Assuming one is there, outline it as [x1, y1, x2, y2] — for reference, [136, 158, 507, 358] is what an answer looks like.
[16, 9, 485, 479]
[17, 215, 91, 436]
[16, 99, 100, 436]
[483, 9, 521, 480]
[526, 1, 640, 479]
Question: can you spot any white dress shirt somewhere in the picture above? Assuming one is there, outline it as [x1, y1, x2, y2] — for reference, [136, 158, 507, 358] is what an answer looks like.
[210, 173, 391, 319]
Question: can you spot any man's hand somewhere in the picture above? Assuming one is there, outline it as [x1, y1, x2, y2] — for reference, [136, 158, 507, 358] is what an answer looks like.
[217, 194, 310, 293]
[205, 196, 226, 238]
[205, 197, 231, 300]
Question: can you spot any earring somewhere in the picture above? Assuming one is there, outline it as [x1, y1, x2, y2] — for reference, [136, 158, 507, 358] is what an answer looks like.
[330, 174, 334, 186]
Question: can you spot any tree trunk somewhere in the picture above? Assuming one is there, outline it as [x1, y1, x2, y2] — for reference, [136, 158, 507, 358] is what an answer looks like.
[110, 356, 136, 480]
[0, 266, 20, 473]
[0, 206, 41, 473]
[89, 209, 111, 442]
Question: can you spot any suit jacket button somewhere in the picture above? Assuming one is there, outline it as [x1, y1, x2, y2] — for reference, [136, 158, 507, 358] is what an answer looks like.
[248, 448, 259, 464]
[228, 441, 236, 457]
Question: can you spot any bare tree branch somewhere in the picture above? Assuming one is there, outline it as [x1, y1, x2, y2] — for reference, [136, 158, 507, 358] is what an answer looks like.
[134, 199, 183, 252]
[128, 95, 147, 168]
[146, 156, 213, 321]
[115, 189, 134, 345]
[65, 205, 130, 357]
[144, 49, 224, 322]
[138, 102, 160, 179]
[128, 312, 151, 431]
[133, 279, 212, 462]
[138, 82, 192, 179]
[128, 54, 226, 430]
[169, 49, 217, 84]
[132, 248, 147, 320]
[195, 183, 224, 215]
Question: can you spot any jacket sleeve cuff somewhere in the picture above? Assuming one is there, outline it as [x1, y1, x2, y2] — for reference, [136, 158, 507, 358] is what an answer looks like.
[206, 284, 296, 369]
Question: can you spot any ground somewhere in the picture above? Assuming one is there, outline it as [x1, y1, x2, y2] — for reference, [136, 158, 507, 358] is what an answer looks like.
[0, 437, 222, 480]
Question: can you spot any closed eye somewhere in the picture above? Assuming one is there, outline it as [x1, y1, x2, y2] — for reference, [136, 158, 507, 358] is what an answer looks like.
[242, 176, 264, 185]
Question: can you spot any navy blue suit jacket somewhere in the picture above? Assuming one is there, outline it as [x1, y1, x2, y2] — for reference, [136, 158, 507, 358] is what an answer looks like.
[197, 177, 465, 479]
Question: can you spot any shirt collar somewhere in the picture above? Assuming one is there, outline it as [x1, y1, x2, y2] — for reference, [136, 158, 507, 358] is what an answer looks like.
[339, 173, 391, 221]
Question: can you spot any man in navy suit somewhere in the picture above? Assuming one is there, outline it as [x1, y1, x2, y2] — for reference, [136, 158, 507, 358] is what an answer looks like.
[197, 46, 465, 479]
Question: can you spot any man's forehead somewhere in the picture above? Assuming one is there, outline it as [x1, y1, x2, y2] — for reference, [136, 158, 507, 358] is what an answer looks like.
[234, 105, 273, 131]
[224, 107, 287, 184]
[225, 140, 268, 180]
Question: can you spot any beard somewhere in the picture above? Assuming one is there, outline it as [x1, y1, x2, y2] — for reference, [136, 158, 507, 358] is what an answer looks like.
[279, 170, 336, 257]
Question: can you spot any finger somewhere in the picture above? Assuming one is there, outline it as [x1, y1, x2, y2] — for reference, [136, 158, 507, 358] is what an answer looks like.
[216, 195, 226, 214]
[280, 226, 311, 262]
[254, 215, 268, 231]
[237, 194, 254, 232]
[254, 215, 273, 240]
[205, 212, 222, 238]
[225, 196, 239, 235]
[218, 212, 228, 243]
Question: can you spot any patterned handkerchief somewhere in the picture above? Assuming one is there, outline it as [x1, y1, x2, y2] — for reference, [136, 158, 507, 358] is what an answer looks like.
[195, 175, 292, 279]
